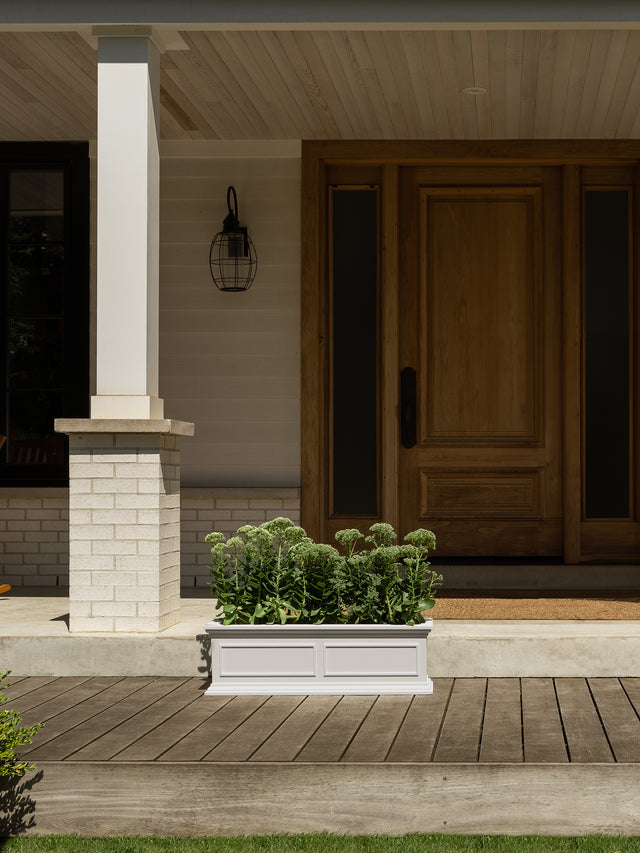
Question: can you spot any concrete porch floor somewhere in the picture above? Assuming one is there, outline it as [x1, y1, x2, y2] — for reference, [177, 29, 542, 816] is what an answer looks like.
[2, 588, 640, 677]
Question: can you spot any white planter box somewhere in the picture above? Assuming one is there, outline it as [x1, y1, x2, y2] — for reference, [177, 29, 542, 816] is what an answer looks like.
[204, 620, 433, 695]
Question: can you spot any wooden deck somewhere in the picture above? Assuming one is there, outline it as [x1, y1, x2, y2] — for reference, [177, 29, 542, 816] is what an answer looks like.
[4, 675, 640, 837]
[7, 674, 640, 764]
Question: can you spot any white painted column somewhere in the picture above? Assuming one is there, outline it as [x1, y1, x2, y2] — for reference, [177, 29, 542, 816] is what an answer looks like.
[55, 32, 194, 632]
[92, 34, 163, 419]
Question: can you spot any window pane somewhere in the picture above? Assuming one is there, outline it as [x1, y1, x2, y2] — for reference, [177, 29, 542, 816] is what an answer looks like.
[584, 189, 631, 518]
[331, 187, 378, 516]
[9, 245, 65, 314]
[0, 145, 89, 485]
[6, 390, 66, 465]
[9, 318, 65, 389]
[10, 170, 64, 242]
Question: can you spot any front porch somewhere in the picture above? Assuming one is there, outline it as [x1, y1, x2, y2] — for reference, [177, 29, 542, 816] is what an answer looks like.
[4, 672, 640, 836]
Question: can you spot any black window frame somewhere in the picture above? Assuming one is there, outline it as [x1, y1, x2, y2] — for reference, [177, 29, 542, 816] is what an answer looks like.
[0, 142, 89, 487]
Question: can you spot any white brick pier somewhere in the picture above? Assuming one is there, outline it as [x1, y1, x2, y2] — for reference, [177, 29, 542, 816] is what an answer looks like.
[55, 419, 194, 632]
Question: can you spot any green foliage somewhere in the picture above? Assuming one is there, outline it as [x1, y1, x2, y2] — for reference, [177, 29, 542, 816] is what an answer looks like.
[0, 671, 44, 780]
[3, 835, 640, 853]
[207, 518, 442, 625]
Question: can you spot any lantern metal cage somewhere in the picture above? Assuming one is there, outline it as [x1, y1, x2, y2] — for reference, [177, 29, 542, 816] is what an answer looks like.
[209, 186, 258, 292]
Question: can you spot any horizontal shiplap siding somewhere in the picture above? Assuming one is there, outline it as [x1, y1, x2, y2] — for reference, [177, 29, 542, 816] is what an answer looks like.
[158, 145, 301, 487]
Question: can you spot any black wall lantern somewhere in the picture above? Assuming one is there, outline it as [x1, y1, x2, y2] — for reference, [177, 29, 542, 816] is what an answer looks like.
[209, 185, 258, 292]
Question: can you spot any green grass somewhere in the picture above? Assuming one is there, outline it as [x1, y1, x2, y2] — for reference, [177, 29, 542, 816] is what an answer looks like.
[2, 836, 640, 853]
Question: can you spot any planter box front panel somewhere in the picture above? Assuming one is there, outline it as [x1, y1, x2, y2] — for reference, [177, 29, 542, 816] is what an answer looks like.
[205, 621, 433, 695]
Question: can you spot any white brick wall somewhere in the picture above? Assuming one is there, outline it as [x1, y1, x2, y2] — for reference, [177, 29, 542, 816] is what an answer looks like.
[1, 486, 301, 591]
[0, 489, 69, 586]
[67, 432, 182, 632]
[181, 487, 301, 588]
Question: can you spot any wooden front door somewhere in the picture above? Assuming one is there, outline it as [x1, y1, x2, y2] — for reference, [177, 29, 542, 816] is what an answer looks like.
[398, 166, 563, 556]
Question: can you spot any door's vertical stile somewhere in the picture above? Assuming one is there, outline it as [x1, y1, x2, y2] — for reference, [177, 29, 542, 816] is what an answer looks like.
[634, 164, 640, 540]
[398, 165, 420, 536]
[381, 163, 400, 530]
[301, 145, 324, 541]
[562, 165, 582, 564]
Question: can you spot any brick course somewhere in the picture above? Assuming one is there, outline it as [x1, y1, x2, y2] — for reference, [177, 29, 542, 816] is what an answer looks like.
[0, 486, 301, 590]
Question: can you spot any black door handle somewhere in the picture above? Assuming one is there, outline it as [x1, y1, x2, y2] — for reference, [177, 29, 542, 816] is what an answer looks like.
[400, 367, 417, 448]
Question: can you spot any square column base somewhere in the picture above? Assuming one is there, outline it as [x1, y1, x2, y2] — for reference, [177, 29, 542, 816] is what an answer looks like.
[56, 419, 194, 633]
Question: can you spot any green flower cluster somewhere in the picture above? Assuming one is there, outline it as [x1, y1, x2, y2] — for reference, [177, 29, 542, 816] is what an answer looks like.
[206, 518, 441, 625]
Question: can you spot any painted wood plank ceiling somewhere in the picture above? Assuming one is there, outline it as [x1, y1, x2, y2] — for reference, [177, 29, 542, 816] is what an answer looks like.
[1, 28, 640, 140]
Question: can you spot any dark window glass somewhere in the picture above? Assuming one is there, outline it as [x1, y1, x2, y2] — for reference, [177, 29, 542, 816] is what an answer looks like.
[10, 171, 64, 242]
[9, 319, 66, 389]
[7, 391, 66, 465]
[584, 189, 631, 518]
[331, 187, 378, 516]
[0, 145, 89, 485]
[9, 245, 65, 315]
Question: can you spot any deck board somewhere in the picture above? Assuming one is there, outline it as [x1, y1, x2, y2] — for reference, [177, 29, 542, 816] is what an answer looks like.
[342, 694, 413, 762]
[20, 677, 155, 756]
[554, 678, 614, 763]
[480, 678, 523, 762]
[69, 678, 202, 761]
[8, 676, 88, 713]
[296, 695, 377, 762]
[117, 691, 230, 761]
[521, 677, 568, 763]
[620, 678, 640, 718]
[433, 678, 486, 762]
[160, 695, 268, 761]
[204, 695, 304, 761]
[2, 674, 28, 689]
[19, 677, 123, 729]
[250, 695, 340, 762]
[4, 676, 57, 701]
[387, 679, 453, 762]
[27, 677, 180, 761]
[588, 678, 640, 763]
[7, 676, 636, 768]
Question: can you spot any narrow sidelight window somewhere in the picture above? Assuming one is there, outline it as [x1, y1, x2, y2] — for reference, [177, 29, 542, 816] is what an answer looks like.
[330, 186, 379, 516]
[0, 144, 89, 485]
[584, 189, 632, 518]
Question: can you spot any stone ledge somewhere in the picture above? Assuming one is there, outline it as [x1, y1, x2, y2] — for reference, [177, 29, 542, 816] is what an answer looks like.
[55, 419, 195, 436]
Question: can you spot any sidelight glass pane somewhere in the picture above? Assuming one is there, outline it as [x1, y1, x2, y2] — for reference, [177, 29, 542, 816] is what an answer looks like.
[9, 170, 64, 241]
[331, 187, 379, 516]
[584, 189, 631, 519]
[8, 319, 65, 389]
[9, 244, 65, 314]
[7, 390, 66, 465]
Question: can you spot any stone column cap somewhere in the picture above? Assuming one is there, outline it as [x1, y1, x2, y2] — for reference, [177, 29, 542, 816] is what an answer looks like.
[55, 418, 195, 436]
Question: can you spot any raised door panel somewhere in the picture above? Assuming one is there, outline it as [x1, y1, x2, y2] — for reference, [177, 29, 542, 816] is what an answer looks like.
[422, 188, 540, 443]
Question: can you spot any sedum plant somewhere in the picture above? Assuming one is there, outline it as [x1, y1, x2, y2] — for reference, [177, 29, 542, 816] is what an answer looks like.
[206, 517, 442, 626]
